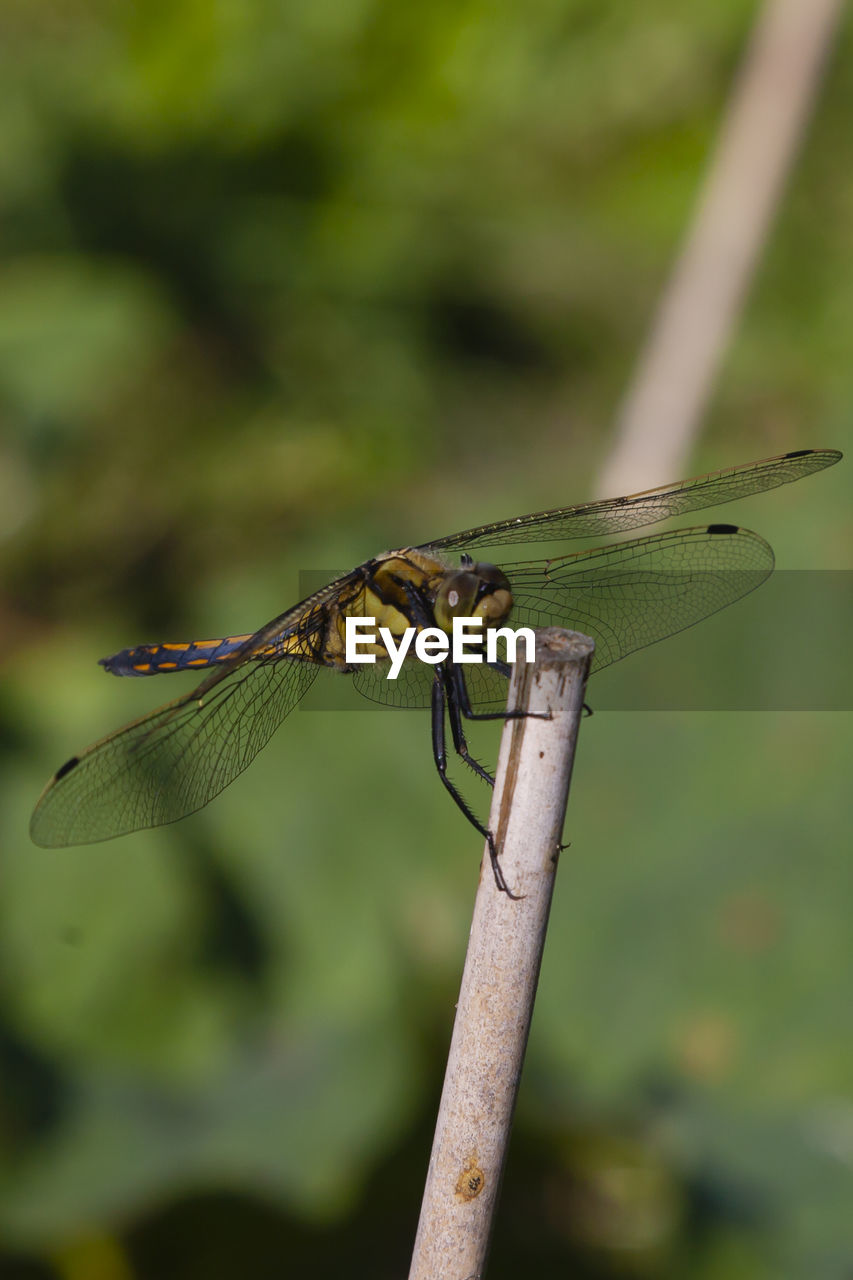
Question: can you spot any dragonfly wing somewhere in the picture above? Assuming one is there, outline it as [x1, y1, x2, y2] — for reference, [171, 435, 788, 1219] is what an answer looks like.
[350, 651, 511, 710]
[422, 449, 840, 554]
[351, 656, 433, 708]
[30, 654, 320, 847]
[499, 523, 773, 673]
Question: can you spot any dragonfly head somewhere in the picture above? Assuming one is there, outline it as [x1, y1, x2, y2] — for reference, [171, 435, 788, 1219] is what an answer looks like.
[433, 562, 513, 632]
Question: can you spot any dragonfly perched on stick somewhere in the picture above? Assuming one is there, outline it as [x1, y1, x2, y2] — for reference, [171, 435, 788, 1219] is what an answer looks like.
[31, 448, 841, 890]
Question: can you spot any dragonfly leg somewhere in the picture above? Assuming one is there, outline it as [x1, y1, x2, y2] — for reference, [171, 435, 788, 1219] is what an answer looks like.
[449, 660, 549, 724]
[443, 667, 495, 788]
[431, 673, 518, 898]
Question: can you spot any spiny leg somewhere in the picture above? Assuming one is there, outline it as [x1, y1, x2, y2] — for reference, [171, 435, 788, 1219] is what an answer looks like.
[449, 659, 549, 725]
[443, 665, 495, 788]
[431, 672, 517, 898]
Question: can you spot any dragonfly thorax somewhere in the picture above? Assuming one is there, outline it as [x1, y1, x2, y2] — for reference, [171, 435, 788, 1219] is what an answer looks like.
[433, 562, 512, 633]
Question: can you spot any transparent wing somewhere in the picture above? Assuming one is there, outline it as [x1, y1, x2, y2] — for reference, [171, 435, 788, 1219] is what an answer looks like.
[506, 523, 773, 676]
[30, 654, 320, 847]
[429, 524, 773, 711]
[351, 657, 434, 709]
[421, 449, 840, 554]
[350, 650, 511, 710]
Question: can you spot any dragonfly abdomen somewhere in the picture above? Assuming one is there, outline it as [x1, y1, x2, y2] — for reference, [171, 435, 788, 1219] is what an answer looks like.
[100, 635, 255, 676]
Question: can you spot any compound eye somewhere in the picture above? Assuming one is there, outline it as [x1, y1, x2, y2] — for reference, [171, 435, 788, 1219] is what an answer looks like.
[434, 571, 479, 630]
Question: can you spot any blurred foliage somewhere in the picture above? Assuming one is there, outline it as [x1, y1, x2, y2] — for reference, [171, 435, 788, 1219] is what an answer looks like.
[0, 1, 851, 1277]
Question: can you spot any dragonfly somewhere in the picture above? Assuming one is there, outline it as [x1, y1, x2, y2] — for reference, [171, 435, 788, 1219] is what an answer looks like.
[30, 448, 841, 891]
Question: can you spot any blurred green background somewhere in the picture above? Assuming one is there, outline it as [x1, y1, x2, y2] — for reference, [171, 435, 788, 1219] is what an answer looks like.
[1, 2, 851, 1277]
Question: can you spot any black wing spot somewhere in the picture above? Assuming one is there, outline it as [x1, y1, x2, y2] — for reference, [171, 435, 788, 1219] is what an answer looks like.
[707, 523, 739, 535]
[54, 756, 80, 781]
[784, 449, 810, 459]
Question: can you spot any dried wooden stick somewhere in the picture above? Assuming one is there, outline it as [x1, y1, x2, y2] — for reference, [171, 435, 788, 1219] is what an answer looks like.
[409, 628, 594, 1280]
